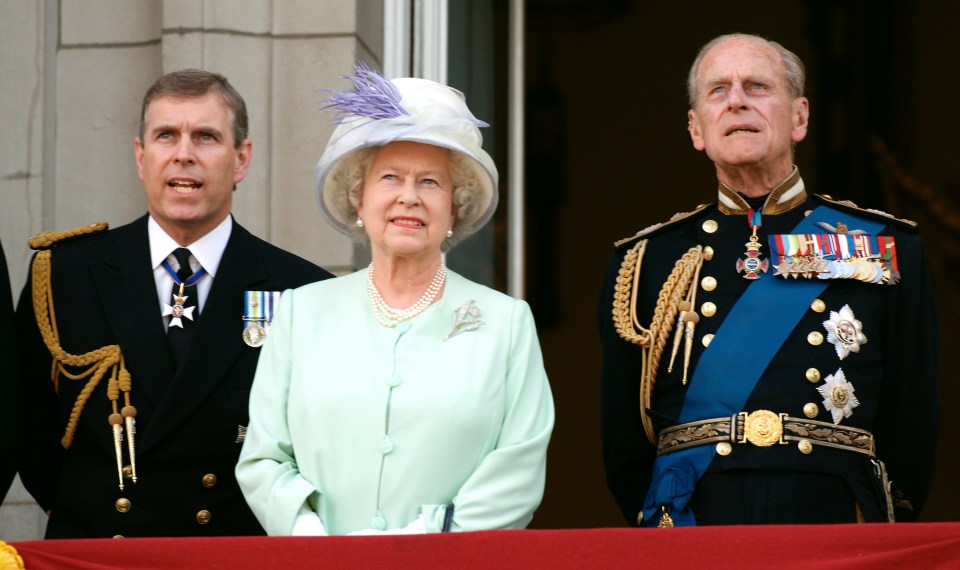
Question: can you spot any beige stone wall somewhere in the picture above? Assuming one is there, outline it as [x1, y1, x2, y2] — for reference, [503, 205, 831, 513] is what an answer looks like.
[0, 0, 383, 540]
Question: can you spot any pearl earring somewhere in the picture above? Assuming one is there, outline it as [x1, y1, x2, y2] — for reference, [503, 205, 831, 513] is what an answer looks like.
[446, 228, 454, 238]
[356, 218, 364, 228]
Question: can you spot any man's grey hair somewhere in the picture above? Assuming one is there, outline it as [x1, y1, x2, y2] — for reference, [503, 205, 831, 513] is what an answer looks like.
[686, 33, 806, 108]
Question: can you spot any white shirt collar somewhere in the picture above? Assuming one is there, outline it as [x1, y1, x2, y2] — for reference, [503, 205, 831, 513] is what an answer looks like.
[148, 214, 233, 276]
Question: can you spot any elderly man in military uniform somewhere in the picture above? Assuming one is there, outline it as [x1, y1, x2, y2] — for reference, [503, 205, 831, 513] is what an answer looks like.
[599, 33, 938, 527]
[15, 69, 331, 538]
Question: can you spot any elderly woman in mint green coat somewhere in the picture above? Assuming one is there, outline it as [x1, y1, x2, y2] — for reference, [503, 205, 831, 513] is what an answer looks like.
[235, 64, 554, 536]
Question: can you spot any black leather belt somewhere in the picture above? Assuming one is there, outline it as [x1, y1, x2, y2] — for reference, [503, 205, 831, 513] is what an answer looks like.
[657, 410, 875, 457]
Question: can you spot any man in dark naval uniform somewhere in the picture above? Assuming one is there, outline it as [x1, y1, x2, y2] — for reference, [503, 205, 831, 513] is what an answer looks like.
[15, 69, 332, 538]
[599, 34, 939, 527]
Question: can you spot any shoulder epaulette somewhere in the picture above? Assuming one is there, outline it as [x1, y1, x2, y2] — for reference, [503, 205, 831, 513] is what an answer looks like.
[613, 203, 712, 248]
[28, 222, 109, 251]
[813, 195, 918, 231]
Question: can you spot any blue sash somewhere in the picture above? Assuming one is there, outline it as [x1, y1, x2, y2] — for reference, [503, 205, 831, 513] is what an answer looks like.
[641, 205, 887, 526]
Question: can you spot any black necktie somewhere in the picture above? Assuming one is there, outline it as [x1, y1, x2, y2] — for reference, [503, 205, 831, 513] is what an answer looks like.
[167, 247, 200, 366]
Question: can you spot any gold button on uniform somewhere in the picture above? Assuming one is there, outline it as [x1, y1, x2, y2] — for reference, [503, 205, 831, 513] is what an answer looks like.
[115, 498, 131, 513]
[701, 302, 717, 317]
[202, 474, 217, 488]
[807, 331, 824, 346]
[701, 276, 717, 291]
[113, 535, 125, 539]
[810, 299, 826, 313]
[196, 510, 212, 525]
[702, 246, 715, 261]
[803, 403, 819, 418]
[122, 465, 134, 479]
[702, 334, 714, 348]
[716, 442, 732, 456]
[702, 220, 719, 233]
[806, 368, 821, 383]
[798, 440, 813, 454]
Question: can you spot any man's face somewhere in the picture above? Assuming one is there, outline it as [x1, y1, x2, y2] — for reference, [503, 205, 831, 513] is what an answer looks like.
[135, 92, 251, 244]
[688, 37, 809, 177]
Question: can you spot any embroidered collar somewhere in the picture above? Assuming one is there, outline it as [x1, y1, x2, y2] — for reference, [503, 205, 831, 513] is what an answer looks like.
[717, 166, 806, 216]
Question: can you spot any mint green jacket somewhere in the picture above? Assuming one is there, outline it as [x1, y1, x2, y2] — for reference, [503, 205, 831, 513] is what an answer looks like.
[236, 269, 554, 535]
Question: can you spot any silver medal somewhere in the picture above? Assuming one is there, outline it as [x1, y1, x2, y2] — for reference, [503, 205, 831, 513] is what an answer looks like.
[242, 323, 267, 348]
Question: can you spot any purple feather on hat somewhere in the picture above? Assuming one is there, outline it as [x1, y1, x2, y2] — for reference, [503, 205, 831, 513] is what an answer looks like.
[323, 61, 408, 124]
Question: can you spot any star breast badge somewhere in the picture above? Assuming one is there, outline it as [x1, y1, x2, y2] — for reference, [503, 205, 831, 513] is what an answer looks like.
[822, 304, 867, 360]
[817, 368, 861, 424]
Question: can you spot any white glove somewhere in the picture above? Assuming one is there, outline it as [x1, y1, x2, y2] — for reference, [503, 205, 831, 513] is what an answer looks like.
[291, 512, 328, 536]
[389, 514, 426, 535]
[347, 528, 387, 536]
[347, 515, 426, 536]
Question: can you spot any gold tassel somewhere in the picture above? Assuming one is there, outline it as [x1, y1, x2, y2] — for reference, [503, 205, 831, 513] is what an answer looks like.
[118, 361, 138, 484]
[681, 313, 699, 386]
[658, 506, 675, 528]
[109, 413, 124, 491]
[667, 301, 691, 373]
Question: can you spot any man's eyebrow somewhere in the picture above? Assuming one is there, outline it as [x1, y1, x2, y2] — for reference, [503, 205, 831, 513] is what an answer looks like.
[148, 123, 177, 134]
[703, 73, 773, 88]
[195, 125, 225, 137]
[701, 75, 729, 87]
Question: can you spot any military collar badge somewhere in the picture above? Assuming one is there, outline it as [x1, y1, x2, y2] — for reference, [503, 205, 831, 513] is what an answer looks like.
[817, 368, 861, 424]
[243, 291, 282, 347]
[823, 304, 868, 360]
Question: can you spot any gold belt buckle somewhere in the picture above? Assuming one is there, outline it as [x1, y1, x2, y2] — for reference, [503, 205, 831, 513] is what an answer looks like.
[738, 410, 785, 447]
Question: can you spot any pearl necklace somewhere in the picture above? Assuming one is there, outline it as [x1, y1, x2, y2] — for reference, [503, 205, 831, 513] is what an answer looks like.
[367, 262, 446, 328]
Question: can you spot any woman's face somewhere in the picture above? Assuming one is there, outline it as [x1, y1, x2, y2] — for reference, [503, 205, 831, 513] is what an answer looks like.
[358, 141, 457, 262]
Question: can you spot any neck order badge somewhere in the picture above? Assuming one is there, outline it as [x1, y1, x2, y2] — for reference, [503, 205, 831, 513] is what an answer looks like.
[736, 209, 769, 280]
[162, 248, 205, 329]
[164, 248, 205, 367]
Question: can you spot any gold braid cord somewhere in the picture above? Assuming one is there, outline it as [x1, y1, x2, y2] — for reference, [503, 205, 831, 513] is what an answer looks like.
[0, 541, 25, 570]
[27, 221, 108, 250]
[612, 240, 704, 444]
[29, 223, 138, 490]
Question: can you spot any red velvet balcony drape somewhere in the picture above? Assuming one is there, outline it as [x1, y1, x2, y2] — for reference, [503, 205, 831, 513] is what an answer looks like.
[7, 523, 960, 569]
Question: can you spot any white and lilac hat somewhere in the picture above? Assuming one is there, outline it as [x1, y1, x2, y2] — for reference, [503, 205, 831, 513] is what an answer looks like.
[315, 63, 498, 243]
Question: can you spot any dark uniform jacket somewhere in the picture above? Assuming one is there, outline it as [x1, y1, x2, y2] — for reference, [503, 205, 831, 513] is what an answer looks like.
[599, 172, 939, 526]
[0, 240, 23, 501]
[15, 215, 332, 538]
